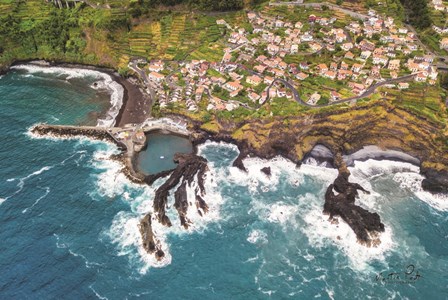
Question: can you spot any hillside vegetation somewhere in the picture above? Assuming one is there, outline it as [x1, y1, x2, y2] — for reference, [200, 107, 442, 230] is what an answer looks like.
[0, 0, 263, 71]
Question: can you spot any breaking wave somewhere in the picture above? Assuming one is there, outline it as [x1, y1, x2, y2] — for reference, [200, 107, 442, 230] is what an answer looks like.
[11, 64, 124, 127]
[92, 142, 224, 274]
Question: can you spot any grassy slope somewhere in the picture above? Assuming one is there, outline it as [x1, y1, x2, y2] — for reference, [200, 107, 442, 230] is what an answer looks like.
[0, 0, 248, 69]
[0, 0, 447, 143]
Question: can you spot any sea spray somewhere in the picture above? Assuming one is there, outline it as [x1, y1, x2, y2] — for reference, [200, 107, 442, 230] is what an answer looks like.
[91, 142, 225, 274]
[214, 145, 395, 272]
[349, 159, 448, 212]
[11, 64, 124, 127]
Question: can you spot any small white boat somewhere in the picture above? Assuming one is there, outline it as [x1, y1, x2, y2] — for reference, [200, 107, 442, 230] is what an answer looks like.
[160, 156, 165, 159]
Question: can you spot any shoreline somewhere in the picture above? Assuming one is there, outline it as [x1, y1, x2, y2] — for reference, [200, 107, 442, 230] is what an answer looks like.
[302, 144, 422, 169]
[7, 60, 448, 253]
[29, 121, 448, 252]
[3, 60, 149, 128]
[4, 60, 447, 195]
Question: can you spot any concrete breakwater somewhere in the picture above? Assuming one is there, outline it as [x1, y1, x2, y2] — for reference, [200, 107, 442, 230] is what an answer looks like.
[30, 121, 213, 261]
[31, 122, 190, 182]
[31, 123, 145, 182]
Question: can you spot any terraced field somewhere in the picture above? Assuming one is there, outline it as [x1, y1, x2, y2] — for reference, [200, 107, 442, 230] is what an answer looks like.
[0, 0, 14, 15]
[128, 25, 154, 57]
[111, 13, 229, 62]
[0, 0, 243, 67]
[14, 0, 53, 21]
[383, 84, 447, 124]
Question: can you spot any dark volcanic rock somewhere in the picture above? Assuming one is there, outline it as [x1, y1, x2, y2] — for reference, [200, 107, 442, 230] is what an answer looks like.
[421, 168, 448, 193]
[232, 148, 248, 172]
[144, 169, 174, 186]
[324, 168, 385, 247]
[233, 155, 247, 172]
[261, 167, 271, 177]
[188, 101, 448, 195]
[138, 213, 165, 260]
[152, 153, 209, 227]
[174, 182, 190, 229]
[195, 193, 209, 217]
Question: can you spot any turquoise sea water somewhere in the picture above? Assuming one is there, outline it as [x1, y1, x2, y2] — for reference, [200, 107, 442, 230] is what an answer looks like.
[137, 133, 193, 175]
[1, 68, 448, 299]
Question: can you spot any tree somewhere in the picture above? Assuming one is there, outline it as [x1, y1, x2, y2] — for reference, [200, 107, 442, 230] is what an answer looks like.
[441, 74, 448, 90]
[400, 0, 432, 29]
[118, 67, 130, 77]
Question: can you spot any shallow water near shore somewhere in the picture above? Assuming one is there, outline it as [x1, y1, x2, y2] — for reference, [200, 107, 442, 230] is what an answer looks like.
[1, 70, 448, 299]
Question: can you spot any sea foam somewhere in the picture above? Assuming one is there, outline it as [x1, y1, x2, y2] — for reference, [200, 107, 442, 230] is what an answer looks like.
[0, 165, 54, 205]
[92, 143, 225, 274]
[302, 197, 395, 272]
[220, 150, 394, 272]
[349, 159, 448, 212]
[11, 64, 124, 127]
[22, 186, 50, 213]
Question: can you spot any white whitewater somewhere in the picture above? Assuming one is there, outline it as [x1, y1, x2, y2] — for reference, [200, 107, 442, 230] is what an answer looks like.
[11, 64, 124, 127]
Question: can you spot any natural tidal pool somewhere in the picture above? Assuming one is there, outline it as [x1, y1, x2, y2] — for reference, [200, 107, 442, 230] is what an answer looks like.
[137, 132, 193, 175]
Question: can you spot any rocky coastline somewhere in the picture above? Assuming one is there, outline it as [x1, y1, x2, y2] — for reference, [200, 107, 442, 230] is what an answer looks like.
[18, 63, 448, 255]
[182, 103, 448, 246]
[2, 59, 151, 128]
[186, 101, 448, 195]
[324, 155, 385, 247]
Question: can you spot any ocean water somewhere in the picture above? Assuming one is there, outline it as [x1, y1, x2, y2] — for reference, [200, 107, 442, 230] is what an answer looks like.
[1, 69, 448, 299]
[137, 133, 193, 175]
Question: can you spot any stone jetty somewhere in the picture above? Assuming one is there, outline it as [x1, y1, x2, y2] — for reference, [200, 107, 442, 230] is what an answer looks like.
[31, 118, 211, 262]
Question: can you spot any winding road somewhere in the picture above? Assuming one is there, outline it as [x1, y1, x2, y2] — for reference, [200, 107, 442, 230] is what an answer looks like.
[239, 61, 421, 107]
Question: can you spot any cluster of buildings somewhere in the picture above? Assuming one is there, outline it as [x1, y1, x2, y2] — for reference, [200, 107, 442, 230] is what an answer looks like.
[430, 0, 448, 51]
[222, 8, 441, 104]
[142, 5, 443, 112]
[432, 0, 448, 12]
[149, 60, 213, 112]
[146, 59, 267, 112]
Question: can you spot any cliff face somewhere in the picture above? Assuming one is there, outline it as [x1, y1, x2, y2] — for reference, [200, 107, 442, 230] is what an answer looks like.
[0, 64, 8, 76]
[190, 101, 448, 193]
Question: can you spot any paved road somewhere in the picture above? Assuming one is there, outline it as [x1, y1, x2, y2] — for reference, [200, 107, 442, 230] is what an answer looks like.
[404, 24, 448, 69]
[238, 60, 420, 107]
[129, 61, 157, 103]
[329, 73, 419, 106]
[129, 61, 149, 85]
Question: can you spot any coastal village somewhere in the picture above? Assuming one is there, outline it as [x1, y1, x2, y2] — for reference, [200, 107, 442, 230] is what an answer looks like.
[430, 0, 448, 51]
[129, 3, 444, 114]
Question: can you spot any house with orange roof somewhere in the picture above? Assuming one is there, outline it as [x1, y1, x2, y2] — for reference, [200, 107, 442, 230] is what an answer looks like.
[388, 59, 400, 70]
[324, 70, 336, 80]
[296, 72, 309, 80]
[224, 81, 243, 92]
[441, 38, 448, 49]
[330, 91, 342, 101]
[246, 75, 263, 86]
[149, 72, 165, 82]
[345, 51, 355, 60]
[351, 63, 363, 73]
[317, 63, 328, 74]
